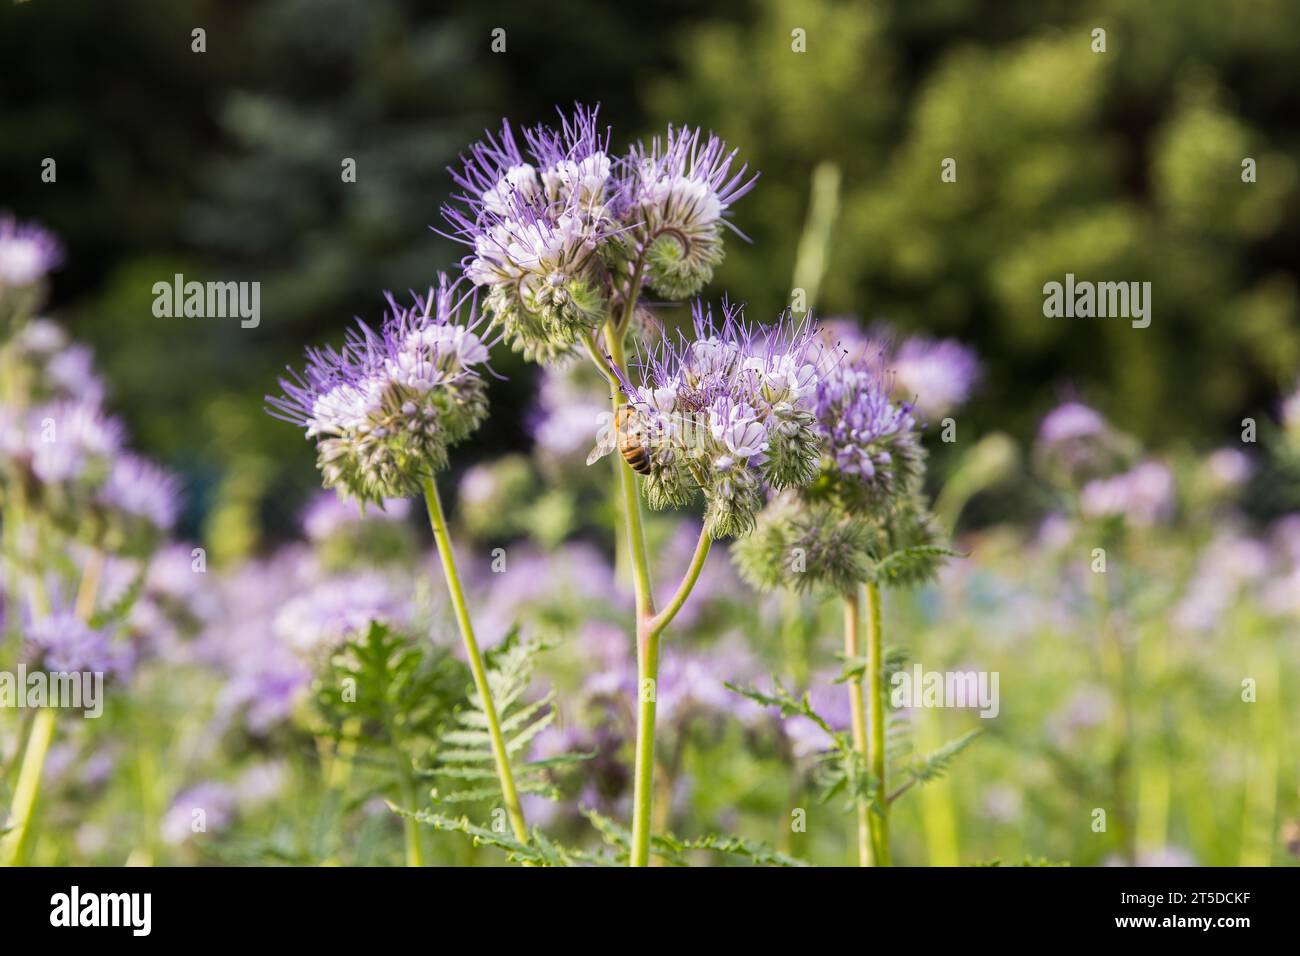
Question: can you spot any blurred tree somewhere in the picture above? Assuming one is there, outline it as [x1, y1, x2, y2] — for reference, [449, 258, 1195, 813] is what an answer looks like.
[650, 0, 1300, 447]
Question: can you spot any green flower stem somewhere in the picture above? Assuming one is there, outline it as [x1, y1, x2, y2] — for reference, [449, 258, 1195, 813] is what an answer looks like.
[603, 315, 717, 867]
[0, 706, 56, 866]
[628, 618, 660, 867]
[1, 533, 99, 866]
[422, 476, 528, 845]
[842, 590, 871, 867]
[648, 528, 712, 637]
[603, 322, 654, 619]
[397, 759, 426, 867]
[864, 582, 891, 866]
[604, 319, 659, 867]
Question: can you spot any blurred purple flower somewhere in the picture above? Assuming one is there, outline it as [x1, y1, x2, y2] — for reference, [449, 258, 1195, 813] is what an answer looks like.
[97, 452, 182, 533]
[162, 782, 236, 845]
[24, 609, 131, 678]
[300, 490, 410, 541]
[0, 215, 62, 287]
[891, 335, 981, 420]
[1079, 460, 1175, 527]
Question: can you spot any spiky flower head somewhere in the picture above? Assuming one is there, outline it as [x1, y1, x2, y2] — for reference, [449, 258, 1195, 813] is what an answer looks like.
[444, 106, 614, 362]
[609, 300, 823, 538]
[735, 330, 954, 595]
[625, 125, 757, 300]
[268, 277, 496, 506]
[442, 105, 755, 364]
[808, 349, 925, 518]
[732, 491, 874, 596]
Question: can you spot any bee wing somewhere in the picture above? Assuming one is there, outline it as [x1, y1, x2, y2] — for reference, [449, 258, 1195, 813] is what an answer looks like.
[586, 431, 618, 466]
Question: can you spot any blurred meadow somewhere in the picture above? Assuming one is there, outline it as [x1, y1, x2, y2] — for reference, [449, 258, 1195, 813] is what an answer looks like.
[1, 0, 1298, 867]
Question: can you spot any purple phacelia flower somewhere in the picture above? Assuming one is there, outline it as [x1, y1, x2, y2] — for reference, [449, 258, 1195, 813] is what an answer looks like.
[1034, 400, 1131, 487]
[97, 452, 182, 536]
[0, 215, 62, 288]
[811, 351, 923, 516]
[1079, 459, 1175, 527]
[300, 490, 411, 541]
[625, 124, 757, 299]
[441, 105, 756, 364]
[816, 319, 981, 421]
[891, 335, 981, 420]
[267, 276, 496, 506]
[25, 609, 131, 678]
[608, 300, 825, 537]
[443, 107, 615, 362]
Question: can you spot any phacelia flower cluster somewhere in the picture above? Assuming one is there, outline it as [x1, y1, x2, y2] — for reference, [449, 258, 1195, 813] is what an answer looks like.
[442, 104, 755, 362]
[809, 351, 925, 517]
[0, 399, 180, 556]
[268, 277, 497, 506]
[609, 300, 824, 539]
[25, 606, 132, 679]
[1079, 459, 1176, 527]
[890, 335, 981, 421]
[734, 327, 945, 596]
[0, 216, 62, 287]
[0, 215, 62, 322]
[820, 319, 981, 421]
[1034, 400, 1135, 487]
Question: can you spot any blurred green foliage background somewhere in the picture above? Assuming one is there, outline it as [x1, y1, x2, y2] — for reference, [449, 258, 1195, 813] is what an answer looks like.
[3, 0, 1298, 553]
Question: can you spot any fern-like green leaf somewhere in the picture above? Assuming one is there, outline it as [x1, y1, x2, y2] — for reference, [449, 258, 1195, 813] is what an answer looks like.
[889, 729, 981, 804]
[430, 629, 587, 809]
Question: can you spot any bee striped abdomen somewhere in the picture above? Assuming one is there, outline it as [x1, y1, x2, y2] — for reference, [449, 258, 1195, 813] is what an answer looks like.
[621, 445, 652, 475]
[615, 406, 653, 475]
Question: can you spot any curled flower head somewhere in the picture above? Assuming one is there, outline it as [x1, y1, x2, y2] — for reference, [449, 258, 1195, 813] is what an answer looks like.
[608, 300, 824, 538]
[732, 492, 873, 596]
[626, 125, 756, 300]
[268, 277, 497, 506]
[442, 105, 755, 365]
[444, 107, 615, 362]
